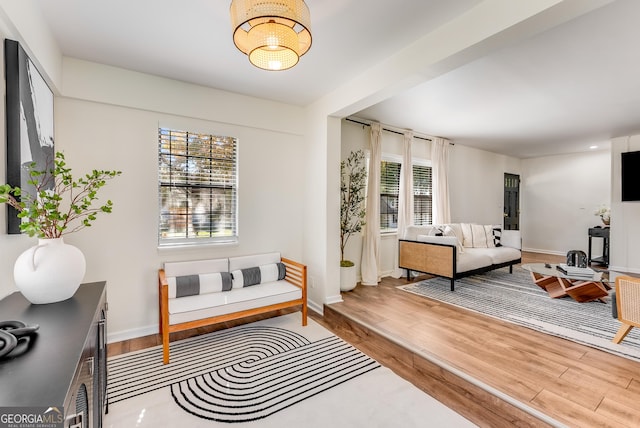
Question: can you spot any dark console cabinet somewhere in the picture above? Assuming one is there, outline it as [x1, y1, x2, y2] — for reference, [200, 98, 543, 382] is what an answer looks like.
[0, 282, 107, 428]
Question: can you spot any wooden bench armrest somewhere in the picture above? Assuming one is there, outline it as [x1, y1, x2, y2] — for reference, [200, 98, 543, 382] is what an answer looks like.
[281, 257, 307, 291]
[158, 269, 169, 317]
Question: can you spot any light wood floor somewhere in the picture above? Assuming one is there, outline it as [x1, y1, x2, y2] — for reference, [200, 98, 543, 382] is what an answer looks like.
[319, 252, 640, 428]
[109, 252, 640, 427]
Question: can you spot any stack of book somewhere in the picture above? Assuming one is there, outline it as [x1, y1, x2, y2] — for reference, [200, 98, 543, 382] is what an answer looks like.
[556, 263, 596, 279]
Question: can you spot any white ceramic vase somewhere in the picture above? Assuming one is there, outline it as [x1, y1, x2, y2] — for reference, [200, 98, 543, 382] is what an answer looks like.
[13, 237, 86, 304]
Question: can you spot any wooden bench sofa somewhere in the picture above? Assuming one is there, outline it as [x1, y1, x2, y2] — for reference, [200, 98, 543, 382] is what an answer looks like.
[158, 252, 307, 364]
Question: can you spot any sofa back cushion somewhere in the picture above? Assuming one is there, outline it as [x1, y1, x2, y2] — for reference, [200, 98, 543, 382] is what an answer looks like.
[417, 235, 459, 247]
[501, 230, 522, 249]
[164, 258, 228, 277]
[461, 223, 497, 248]
[403, 225, 436, 241]
[229, 252, 281, 271]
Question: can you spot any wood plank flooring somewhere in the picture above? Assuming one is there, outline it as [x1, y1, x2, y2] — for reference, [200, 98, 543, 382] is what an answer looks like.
[319, 252, 640, 428]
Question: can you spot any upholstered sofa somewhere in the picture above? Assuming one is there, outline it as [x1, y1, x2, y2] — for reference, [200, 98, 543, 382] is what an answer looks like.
[158, 252, 307, 364]
[399, 224, 521, 291]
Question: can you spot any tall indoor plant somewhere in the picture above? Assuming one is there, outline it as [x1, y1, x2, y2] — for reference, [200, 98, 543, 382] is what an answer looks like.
[340, 149, 367, 291]
[0, 152, 121, 303]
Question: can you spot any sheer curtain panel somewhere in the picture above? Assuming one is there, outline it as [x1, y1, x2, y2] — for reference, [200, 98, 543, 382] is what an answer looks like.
[361, 123, 382, 285]
[392, 131, 413, 278]
[431, 137, 451, 225]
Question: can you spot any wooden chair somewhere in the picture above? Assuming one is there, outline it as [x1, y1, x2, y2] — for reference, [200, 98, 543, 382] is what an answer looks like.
[612, 276, 640, 344]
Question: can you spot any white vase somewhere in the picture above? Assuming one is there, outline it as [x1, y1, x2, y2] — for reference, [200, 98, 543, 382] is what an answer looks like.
[13, 237, 86, 304]
[340, 265, 357, 292]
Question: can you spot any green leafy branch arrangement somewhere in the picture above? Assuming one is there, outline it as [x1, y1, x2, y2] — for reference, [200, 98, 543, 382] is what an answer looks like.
[0, 152, 122, 238]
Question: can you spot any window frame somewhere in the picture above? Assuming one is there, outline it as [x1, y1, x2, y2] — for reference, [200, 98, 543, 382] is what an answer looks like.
[157, 127, 239, 248]
[378, 153, 432, 234]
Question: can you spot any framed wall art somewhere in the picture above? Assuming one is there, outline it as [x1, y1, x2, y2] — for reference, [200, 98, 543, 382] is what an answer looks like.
[5, 39, 55, 234]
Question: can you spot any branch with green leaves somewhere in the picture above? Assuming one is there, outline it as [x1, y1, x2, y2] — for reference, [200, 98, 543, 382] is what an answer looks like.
[0, 152, 121, 238]
[340, 150, 367, 265]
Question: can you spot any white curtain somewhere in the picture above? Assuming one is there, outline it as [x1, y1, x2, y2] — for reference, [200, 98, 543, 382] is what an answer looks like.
[431, 137, 451, 225]
[361, 122, 382, 286]
[392, 131, 413, 278]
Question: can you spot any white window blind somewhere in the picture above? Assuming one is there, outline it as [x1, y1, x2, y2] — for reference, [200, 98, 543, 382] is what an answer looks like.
[379, 159, 432, 231]
[158, 128, 238, 246]
[380, 160, 401, 230]
[413, 164, 432, 226]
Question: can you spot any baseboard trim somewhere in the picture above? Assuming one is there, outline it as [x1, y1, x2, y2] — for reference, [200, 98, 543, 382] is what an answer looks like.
[522, 247, 566, 256]
[609, 265, 640, 274]
[307, 299, 325, 315]
[108, 324, 157, 344]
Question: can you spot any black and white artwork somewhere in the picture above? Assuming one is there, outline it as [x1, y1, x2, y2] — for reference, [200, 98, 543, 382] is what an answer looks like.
[5, 39, 55, 234]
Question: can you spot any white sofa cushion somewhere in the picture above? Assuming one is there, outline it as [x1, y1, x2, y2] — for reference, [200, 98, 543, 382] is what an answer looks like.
[168, 280, 301, 325]
[416, 234, 463, 253]
[417, 234, 458, 246]
[479, 247, 522, 265]
[403, 225, 436, 241]
[456, 249, 494, 273]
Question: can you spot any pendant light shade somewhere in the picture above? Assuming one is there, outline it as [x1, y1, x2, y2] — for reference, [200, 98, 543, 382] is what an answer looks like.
[230, 0, 312, 71]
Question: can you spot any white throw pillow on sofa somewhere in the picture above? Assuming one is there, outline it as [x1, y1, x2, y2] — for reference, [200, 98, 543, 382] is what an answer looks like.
[417, 234, 464, 253]
[461, 223, 496, 248]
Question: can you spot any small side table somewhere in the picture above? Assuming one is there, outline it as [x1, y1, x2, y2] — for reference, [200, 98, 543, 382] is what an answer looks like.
[588, 227, 609, 266]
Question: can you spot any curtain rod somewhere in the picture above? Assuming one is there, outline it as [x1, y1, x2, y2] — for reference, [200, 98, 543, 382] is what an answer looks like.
[345, 117, 433, 142]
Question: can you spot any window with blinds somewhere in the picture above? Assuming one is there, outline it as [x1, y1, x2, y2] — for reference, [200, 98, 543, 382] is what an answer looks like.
[379, 160, 432, 231]
[413, 164, 432, 226]
[158, 128, 238, 246]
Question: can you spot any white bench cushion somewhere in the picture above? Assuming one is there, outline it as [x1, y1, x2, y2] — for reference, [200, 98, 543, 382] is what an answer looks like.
[164, 258, 228, 277]
[229, 252, 281, 271]
[168, 280, 301, 325]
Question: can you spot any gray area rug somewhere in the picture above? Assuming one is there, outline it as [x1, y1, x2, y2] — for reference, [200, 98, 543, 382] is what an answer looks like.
[398, 267, 640, 362]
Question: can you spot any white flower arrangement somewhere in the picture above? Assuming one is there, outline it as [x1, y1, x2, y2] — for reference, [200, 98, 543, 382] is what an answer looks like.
[594, 204, 610, 221]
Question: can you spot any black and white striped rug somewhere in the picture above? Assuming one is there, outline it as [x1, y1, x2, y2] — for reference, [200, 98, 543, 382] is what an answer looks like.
[108, 319, 378, 423]
[105, 314, 476, 427]
[398, 266, 640, 362]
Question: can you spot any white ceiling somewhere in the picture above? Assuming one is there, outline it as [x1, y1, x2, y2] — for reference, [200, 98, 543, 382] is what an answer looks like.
[33, 0, 640, 158]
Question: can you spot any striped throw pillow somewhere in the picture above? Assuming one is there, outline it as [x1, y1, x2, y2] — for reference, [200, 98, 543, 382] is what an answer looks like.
[167, 272, 233, 298]
[231, 263, 286, 289]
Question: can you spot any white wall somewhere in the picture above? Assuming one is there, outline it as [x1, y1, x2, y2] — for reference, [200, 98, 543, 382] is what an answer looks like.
[0, 62, 307, 342]
[610, 136, 640, 273]
[449, 144, 521, 225]
[521, 150, 611, 256]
